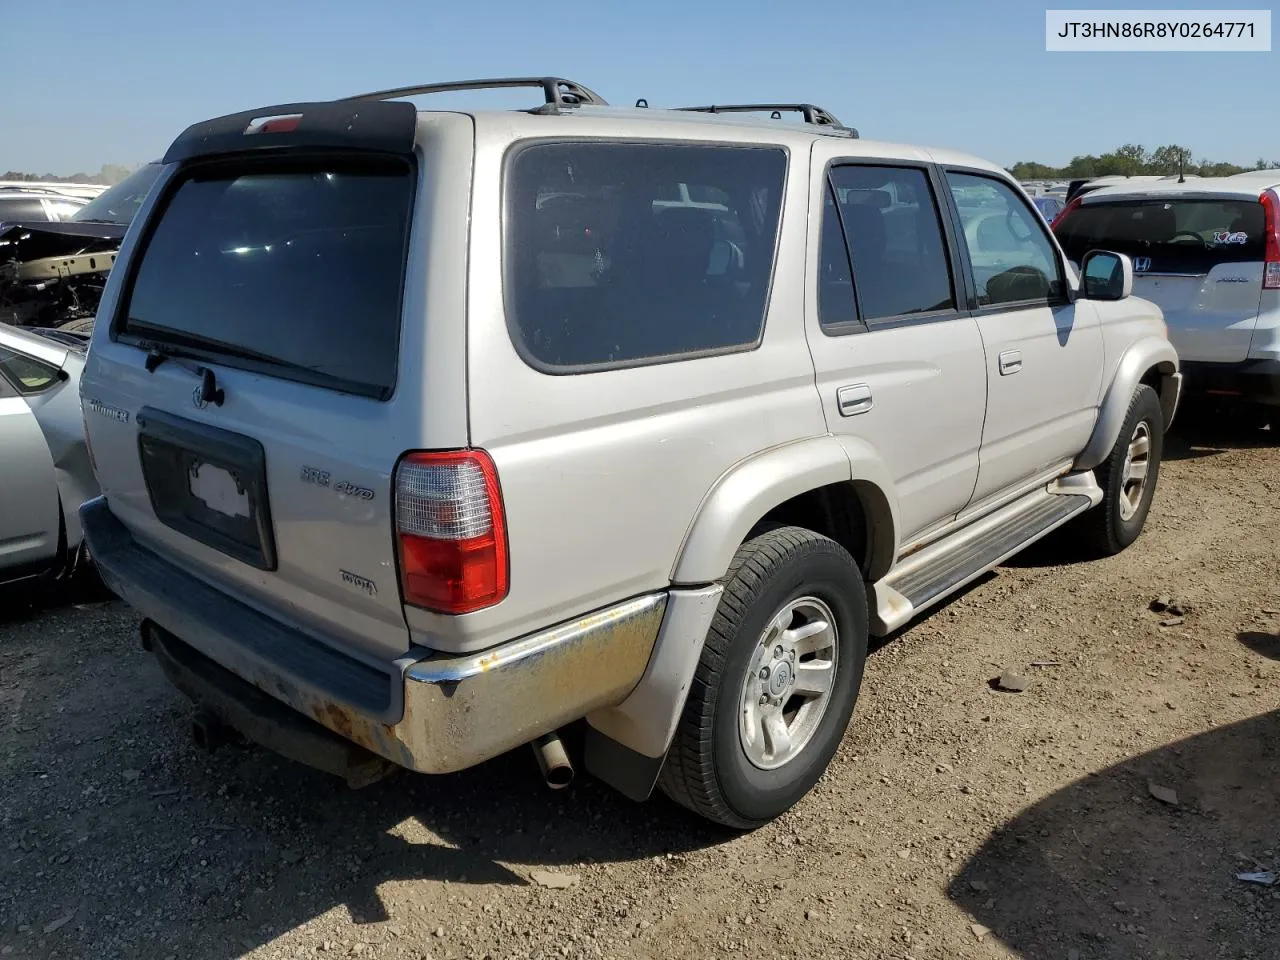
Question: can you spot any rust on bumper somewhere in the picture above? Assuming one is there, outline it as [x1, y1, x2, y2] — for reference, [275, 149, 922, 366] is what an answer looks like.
[187, 592, 667, 775]
[82, 495, 667, 777]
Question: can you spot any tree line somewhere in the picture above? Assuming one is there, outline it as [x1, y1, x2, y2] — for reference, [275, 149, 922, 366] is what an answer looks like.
[1, 164, 138, 186]
[1008, 144, 1280, 181]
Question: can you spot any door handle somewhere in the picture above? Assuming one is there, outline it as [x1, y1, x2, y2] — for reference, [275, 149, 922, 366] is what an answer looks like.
[836, 383, 873, 417]
[998, 350, 1023, 376]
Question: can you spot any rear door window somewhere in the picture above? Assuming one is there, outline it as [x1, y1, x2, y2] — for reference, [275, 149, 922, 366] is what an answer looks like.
[119, 158, 415, 399]
[503, 142, 787, 370]
[821, 164, 956, 325]
[1054, 198, 1265, 274]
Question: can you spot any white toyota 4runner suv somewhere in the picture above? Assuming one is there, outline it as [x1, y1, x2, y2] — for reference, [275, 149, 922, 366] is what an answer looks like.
[78, 78, 1181, 829]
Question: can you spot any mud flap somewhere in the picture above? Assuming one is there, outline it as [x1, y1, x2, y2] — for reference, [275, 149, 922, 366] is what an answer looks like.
[582, 725, 666, 802]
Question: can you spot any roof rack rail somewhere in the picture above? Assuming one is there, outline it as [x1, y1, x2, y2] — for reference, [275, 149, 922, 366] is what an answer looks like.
[674, 103, 858, 137]
[340, 76, 608, 113]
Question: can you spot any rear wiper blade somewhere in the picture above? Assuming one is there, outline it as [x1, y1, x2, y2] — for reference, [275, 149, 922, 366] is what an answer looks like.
[127, 320, 363, 395]
[136, 338, 226, 407]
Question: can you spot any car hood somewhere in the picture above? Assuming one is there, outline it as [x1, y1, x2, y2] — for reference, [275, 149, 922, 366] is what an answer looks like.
[0, 219, 126, 260]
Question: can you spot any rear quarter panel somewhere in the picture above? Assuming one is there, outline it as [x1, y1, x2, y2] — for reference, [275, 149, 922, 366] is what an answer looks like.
[412, 116, 829, 653]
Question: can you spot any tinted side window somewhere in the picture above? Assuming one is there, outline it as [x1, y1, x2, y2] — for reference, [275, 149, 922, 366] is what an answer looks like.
[0, 346, 61, 395]
[823, 165, 955, 324]
[504, 142, 787, 370]
[0, 198, 50, 222]
[947, 173, 1065, 307]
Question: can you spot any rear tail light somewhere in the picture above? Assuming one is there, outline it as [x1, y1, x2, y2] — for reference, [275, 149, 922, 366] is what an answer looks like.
[394, 450, 509, 614]
[1261, 188, 1280, 290]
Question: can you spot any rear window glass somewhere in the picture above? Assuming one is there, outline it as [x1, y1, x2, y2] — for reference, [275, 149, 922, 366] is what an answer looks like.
[121, 158, 414, 398]
[1055, 198, 1265, 274]
[504, 142, 787, 370]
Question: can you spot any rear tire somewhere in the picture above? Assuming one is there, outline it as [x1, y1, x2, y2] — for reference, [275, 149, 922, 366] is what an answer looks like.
[658, 526, 868, 830]
[1082, 384, 1164, 556]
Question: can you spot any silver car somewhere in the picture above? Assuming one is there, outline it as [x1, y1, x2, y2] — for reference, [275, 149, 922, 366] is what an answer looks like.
[0, 323, 99, 588]
[78, 79, 1178, 828]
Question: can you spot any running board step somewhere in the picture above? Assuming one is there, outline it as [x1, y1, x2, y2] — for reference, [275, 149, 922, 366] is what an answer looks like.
[870, 475, 1101, 635]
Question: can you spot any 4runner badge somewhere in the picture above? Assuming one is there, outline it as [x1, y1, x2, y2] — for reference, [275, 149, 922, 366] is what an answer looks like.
[86, 398, 130, 423]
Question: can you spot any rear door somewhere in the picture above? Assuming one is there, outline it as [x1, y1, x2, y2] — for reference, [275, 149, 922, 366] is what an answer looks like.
[1055, 193, 1267, 362]
[0, 346, 62, 576]
[80, 108, 467, 661]
[802, 151, 988, 544]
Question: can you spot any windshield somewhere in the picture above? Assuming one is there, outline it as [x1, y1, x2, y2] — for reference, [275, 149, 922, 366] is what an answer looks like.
[1055, 197, 1265, 273]
[70, 163, 163, 225]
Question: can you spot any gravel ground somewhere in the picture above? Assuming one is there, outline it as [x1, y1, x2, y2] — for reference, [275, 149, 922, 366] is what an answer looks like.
[2, 416, 1279, 960]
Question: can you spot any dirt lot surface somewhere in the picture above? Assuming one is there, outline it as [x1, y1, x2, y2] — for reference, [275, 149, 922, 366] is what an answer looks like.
[3, 418, 1279, 960]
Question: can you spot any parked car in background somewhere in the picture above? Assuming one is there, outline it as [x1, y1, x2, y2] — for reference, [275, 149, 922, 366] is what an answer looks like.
[0, 181, 107, 200]
[66, 161, 163, 229]
[1033, 194, 1065, 221]
[0, 322, 99, 592]
[79, 79, 1179, 829]
[0, 162, 162, 333]
[0, 186, 88, 225]
[1053, 173, 1280, 424]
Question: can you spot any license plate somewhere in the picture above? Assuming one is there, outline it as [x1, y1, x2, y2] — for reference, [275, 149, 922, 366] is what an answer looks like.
[136, 407, 277, 570]
[188, 461, 251, 519]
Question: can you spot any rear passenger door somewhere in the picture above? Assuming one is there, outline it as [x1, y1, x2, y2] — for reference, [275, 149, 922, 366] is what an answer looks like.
[803, 151, 987, 545]
[942, 170, 1104, 511]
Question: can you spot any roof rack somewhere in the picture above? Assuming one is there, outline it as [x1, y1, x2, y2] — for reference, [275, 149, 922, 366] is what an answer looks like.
[673, 103, 857, 137]
[340, 76, 608, 113]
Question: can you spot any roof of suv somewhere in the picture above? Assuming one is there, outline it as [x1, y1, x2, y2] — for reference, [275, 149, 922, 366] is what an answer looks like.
[460, 104, 1008, 175]
[1080, 173, 1280, 203]
[163, 77, 1011, 181]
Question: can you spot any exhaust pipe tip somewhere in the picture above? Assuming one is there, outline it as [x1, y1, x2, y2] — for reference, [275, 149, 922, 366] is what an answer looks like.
[532, 731, 574, 790]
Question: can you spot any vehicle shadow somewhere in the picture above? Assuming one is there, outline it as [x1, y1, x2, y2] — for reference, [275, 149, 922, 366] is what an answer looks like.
[1237, 629, 1280, 661]
[949, 709, 1280, 959]
[1163, 400, 1277, 462]
[0, 604, 731, 960]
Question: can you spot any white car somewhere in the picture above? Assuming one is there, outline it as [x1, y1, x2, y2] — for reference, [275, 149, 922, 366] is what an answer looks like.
[1054, 173, 1280, 423]
[0, 323, 99, 589]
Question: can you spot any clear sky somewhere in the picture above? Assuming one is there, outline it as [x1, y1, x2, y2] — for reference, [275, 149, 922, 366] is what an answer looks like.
[3, 0, 1275, 174]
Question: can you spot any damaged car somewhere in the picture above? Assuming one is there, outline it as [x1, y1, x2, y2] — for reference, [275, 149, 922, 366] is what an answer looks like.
[0, 162, 161, 333]
[0, 322, 100, 594]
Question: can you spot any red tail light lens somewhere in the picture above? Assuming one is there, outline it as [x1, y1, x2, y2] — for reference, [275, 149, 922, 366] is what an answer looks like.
[1261, 188, 1280, 290]
[394, 450, 508, 614]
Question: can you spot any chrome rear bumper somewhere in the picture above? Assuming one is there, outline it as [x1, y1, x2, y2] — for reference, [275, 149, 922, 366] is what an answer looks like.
[82, 496, 666, 775]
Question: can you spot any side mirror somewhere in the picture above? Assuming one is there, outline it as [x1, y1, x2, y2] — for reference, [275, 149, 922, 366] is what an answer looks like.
[1080, 250, 1133, 301]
